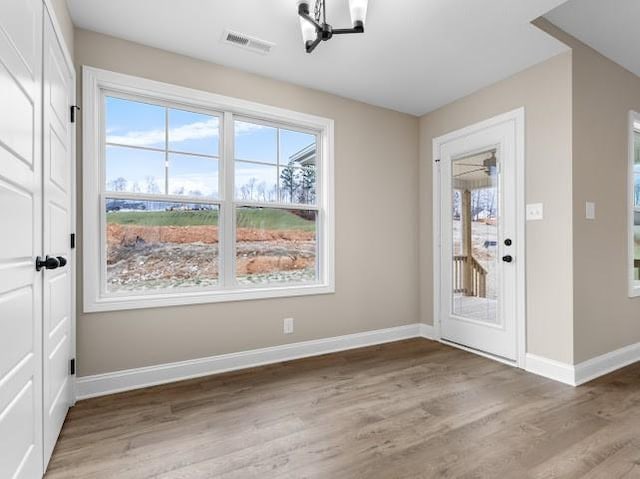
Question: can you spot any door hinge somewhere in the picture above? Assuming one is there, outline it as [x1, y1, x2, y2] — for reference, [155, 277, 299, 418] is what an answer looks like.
[70, 105, 80, 123]
[70, 358, 76, 375]
[70, 233, 76, 249]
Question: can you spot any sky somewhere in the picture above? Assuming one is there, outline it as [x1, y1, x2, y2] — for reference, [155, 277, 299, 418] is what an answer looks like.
[105, 96, 316, 203]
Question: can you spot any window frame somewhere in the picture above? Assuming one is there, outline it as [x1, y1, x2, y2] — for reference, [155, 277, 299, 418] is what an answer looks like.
[629, 112, 640, 297]
[83, 66, 335, 312]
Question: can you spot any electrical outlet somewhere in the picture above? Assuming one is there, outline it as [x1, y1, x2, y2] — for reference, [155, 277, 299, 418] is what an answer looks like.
[526, 203, 543, 221]
[283, 317, 294, 335]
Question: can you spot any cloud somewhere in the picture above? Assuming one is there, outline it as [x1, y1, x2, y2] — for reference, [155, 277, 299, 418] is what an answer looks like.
[106, 119, 265, 148]
[169, 173, 219, 197]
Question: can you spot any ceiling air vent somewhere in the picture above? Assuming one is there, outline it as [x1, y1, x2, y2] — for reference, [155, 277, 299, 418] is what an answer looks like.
[222, 29, 275, 55]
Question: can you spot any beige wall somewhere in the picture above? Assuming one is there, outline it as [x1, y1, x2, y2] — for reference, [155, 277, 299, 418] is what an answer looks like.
[536, 22, 640, 363]
[419, 52, 575, 363]
[74, 29, 419, 376]
[572, 39, 640, 362]
[47, 0, 74, 57]
[534, 20, 640, 363]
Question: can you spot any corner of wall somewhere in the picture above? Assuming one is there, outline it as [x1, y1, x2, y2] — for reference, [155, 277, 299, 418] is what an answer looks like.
[536, 18, 640, 366]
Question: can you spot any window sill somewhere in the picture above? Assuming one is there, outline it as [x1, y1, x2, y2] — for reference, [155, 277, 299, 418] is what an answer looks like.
[629, 283, 640, 298]
[84, 283, 335, 313]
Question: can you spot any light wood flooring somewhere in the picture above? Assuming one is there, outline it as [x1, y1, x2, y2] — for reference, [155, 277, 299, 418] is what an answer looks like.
[45, 339, 640, 478]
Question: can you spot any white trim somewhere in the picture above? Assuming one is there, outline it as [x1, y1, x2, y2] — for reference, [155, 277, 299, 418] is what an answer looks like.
[86, 283, 336, 313]
[514, 110, 526, 367]
[74, 322, 640, 399]
[574, 341, 640, 386]
[82, 66, 335, 312]
[441, 339, 517, 367]
[431, 108, 526, 367]
[525, 341, 640, 386]
[525, 353, 576, 386]
[43, 0, 78, 404]
[42, 0, 73, 74]
[628, 111, 640, 297]
[432, 146, 442, 341]
[76, 324, 423, 399]
[418, 323, 436, 340]
[67, 40, 78, 408]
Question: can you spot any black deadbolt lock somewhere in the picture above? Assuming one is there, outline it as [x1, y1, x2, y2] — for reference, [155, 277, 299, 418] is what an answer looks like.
[504, 238, 513, 246]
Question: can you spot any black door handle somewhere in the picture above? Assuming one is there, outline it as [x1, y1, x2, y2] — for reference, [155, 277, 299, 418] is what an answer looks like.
[57, 256, 68, 267]
[36, 256, 60, 271]
[502, 255, 513, 263]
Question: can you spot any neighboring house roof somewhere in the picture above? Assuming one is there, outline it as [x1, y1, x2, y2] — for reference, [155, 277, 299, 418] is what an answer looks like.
[289, 143, 316, 167]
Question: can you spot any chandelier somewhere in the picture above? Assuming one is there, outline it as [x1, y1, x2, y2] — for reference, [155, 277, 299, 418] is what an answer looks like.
[297, 0, 368, 53]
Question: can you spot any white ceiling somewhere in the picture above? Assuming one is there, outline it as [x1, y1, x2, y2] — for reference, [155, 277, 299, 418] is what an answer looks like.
[67, 0, 570, 116]
[546, 0, 640, 79]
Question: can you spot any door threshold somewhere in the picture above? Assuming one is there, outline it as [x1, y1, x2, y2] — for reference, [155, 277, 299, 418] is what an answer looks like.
[439, 338, 518, 368]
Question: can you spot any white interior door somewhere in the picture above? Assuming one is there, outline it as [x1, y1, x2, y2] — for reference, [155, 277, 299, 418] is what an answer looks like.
[42, 5, 74, 468]
[437, 113, 522, 361]
[0, 0, 44, 478]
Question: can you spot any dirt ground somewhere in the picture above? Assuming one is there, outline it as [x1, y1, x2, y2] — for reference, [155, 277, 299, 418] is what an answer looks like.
[106, 224, 316, 291]
[107, 224, 315, 246]
[452, 219, 497, 299]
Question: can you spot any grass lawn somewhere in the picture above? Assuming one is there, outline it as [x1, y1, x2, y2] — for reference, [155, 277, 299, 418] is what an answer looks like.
[107, 208, 315, 231]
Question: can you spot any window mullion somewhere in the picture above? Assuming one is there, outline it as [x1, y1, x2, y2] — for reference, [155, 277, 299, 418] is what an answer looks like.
[222, 111, 236, 288]
[164, 108, 169, 195]
[276, 127, 281, 202]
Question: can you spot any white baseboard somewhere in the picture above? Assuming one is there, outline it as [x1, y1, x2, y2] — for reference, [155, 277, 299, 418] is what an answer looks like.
[76, 323, 423, 400]
[76, 321, 640, 400]
[574, 341, 640, 386]
[526, 340, 640, 387]
[525, 353, 576, 386]
[418, 323, 436, 340]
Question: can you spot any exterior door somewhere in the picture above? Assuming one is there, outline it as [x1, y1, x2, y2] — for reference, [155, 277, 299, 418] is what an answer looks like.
[437, 113, 521, 361]
[0, 0, 44, 478]
[42, 6, 74, 468]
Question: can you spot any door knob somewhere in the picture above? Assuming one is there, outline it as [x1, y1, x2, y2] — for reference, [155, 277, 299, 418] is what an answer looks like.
[36, 256, 60, 271]
[502, 255, 513, 263]
[57, 256, 67, 267]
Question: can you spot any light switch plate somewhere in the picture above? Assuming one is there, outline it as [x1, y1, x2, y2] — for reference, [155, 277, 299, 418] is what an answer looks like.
[586, 201, 596, 220]
[526, 203, 543, 221]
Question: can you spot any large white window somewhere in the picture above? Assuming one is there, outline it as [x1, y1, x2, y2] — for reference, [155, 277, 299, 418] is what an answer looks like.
[630, 112, 640, 297]
[83, 67, 334, 312]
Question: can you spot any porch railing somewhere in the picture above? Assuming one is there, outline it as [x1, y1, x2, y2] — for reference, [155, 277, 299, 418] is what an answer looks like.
[453, 255, 488, 298]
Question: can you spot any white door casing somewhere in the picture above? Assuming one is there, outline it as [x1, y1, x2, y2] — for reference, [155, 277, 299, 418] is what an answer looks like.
[42, 5, 74, 468]
[433, 108, 525, 365]
[0, 0, 44, 477]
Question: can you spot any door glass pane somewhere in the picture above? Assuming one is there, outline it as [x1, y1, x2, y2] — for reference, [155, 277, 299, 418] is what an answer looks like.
[105, 200, 219, 292]
[451, 150, 498, 323]
[236, 207, 317, 285]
